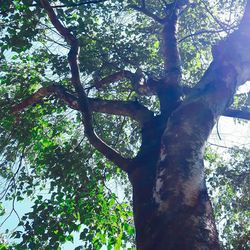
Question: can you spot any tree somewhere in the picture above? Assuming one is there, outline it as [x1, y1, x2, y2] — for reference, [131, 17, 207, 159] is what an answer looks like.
[0, 0, 250, 249]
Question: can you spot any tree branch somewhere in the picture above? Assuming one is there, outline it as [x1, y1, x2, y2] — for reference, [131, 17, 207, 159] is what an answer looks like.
[162, 10, 181, 84]
[94, 70, 134, 88]
[40, 0, 131, 172]
[128, 5, 164, 24]
[156, 6, 183, 117]
[89, 98, 154, 123]
[196, 0, 250, 94]
[94, 69, 160, 96]
[0, 0, 107, 14]
[11, 85, 154, 124]
[11, 85, 78, 113]
[201, 0, 231, 34]
[47, 0, 107, 8]
[178, 27, 237, 43]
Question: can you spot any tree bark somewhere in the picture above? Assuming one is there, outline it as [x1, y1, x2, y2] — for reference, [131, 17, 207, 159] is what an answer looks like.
[129, 105, 220, 250]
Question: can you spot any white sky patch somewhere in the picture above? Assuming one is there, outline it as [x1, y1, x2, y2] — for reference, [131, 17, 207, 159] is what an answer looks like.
[209, 117, 250, 149]
[237, 80, 250, 94]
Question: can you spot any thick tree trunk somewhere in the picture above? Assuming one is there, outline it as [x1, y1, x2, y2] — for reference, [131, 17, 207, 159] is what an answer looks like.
[132, 174, 219, 250]
[129, 106, 220, 250]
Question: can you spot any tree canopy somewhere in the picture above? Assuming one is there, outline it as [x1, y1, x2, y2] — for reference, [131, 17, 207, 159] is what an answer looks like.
[0, 0, 249, 249]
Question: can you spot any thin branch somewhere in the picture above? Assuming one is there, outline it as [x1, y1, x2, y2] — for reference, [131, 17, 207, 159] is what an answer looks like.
[40, 0, 131, 172]
[0, 152, 23, 201]
[0, 198, 17, 228]
[0, 162, 21, 229]
[178, 28, 236, 43]
[94, 70, 134, 88]
[47, 0, 107, 8]
[94, 69, 159, 96]
[207, 142, 233, 150]
[216, 120, 222, 140]
[40, 22, 66, 42]
[111, 117, 127, 147]
[201, 0, 232, 34]
[128, 5, 164, 23]
[0, 0, 107, 14]
[178, 2, 195, 17]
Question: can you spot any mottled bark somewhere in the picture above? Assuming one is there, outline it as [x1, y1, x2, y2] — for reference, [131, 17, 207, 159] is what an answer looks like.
[129, 103, 219, 249]
[150, 103, 219, 250]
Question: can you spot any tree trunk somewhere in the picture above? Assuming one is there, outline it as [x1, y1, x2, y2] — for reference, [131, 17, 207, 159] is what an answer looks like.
[132, 171, 219, 250]
[129, 104, 220, 249]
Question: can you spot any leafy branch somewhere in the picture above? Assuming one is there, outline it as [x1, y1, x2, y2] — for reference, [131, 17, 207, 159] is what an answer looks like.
[40, 0, 132, 172]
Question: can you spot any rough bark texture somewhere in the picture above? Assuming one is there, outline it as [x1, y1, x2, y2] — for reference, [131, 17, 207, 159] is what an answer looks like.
[129, 104, 220, 249]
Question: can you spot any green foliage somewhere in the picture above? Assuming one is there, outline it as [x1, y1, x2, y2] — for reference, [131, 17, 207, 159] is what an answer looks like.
[0, 0, 249, 249]
[206, 147, 250, 250]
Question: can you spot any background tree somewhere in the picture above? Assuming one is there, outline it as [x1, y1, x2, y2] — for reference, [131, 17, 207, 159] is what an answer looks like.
[0, 0, 249, 249]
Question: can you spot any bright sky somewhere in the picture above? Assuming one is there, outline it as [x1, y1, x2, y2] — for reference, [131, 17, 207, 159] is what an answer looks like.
[209, 81, 250, 149]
